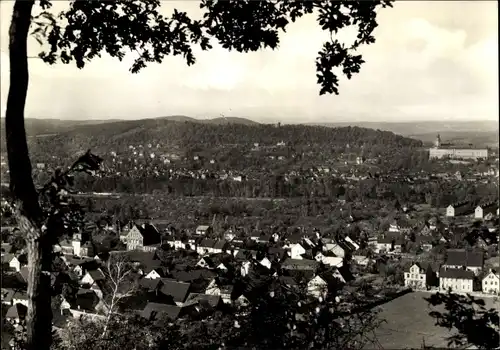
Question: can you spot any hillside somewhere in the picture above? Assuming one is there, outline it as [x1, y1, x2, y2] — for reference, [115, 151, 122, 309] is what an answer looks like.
[23, 119, 422, 161]
[0, 118, 121, 137]
[311, 120, 499, 135]
[0, 116, 259, 138]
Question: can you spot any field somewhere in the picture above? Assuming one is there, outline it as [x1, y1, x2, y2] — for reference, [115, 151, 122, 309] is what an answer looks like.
[371, 291, 500, 349]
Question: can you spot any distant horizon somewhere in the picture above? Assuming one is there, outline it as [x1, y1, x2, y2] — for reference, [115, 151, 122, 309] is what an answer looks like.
[0, 115, 498, 125]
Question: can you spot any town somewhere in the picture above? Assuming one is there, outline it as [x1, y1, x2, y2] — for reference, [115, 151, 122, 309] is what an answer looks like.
[0, 0, 498, 349]
[1, 123, 499, 349]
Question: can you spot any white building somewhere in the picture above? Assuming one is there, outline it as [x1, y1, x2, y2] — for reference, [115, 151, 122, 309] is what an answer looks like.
[439, 267, 474, 293]
[482, 270, 500, 295]
[290, 243, 306, 260]
[475, 202, 497, 220]
[404, 263, 427, 290]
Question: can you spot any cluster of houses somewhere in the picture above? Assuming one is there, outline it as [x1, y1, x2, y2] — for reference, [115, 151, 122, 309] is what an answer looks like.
[446, 201, 499, 219]
[403, 248, 500, 295]
[2, 221, 371, 330]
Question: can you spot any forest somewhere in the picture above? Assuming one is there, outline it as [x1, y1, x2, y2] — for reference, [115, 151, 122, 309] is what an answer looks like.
[22, 120, 423, 159]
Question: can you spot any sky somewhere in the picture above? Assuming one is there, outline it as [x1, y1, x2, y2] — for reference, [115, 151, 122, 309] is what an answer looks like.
[0, 1, 498, 123]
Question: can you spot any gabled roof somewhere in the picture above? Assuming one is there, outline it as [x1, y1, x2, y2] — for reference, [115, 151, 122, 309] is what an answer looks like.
[139, 278, 163, 292]
[159, 279, 191, 303]
[184, 293, 221, 308]
[71, 289, 100, 311]
[281, 258, 319, 270]
[196, 225, 211, 231]
[12, 290, 28, 300]
[439, 267, 474, 280]
[141, 302, 182, 321]
[1, 254, 17, 264]
[170, 269, 216, 282]
[213, 239, 228, 250]
[86, 269, 105, 282]
[6, 303, 27, 320]
[199, 239, 216, 248]
[279, 275, 298, 286]
[136, 224, 162, 246]
[444, 249, 483, 268]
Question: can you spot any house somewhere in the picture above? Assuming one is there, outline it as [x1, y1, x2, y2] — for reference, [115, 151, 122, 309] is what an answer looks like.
[212, 240, 228, 254]
[482, 269, 500, 294]
[144, 268, 167, 280]
[446, 202, 473, 217]
[307, 275, 330, 299]
[281, 259, 319, 280]
[196, 225, 212, 236]
[416, 235, 434, 252]
[159, 279, 191, 306]
[140, 303, 187, 322]
[443, 249, 484, 275]
[290, 243, 306, 260]
[259, 257, 272, 269]
[376, 236, 403, 254]
[307, 272, 345, 299]
[12, 290, 29, 307]
[388, 221, 401, 233]
[352, 255, 372, 267]
[205, 279, 233, 304]
[197, 239, 216, 255]
[69, 289, 107, 317]
[314, 252, 343, 268]
[475, 202, 497, 220]
[196, 256, 216, 269]
[439, 267, 474, 293]
[184, 293, 223, 311]
[121, 224, 162, 251]
[404, 263, 428, 290]
[344, 236, 360, 251]
[5, 303, 27, 325]
[80, 268, 106, 298]
[2, 254, 20, 272]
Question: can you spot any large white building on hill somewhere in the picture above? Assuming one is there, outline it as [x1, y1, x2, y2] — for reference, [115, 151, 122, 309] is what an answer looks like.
[429, 134, 488, 160]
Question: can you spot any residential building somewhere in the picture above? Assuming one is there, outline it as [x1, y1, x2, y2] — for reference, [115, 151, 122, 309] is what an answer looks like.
[196, 225, 212, 236]
[475, 202, 498, 220]
[482, 270, 500, 295]
[439, 267, 474, 293]
[2, 254, 20, 272]
[443, 249, 483, 275]
[446, 202, 473, 217]
[404, 263, 427, 290]
[290, 243, 306, 260]
[121, 224, 162, 251]
[375, 236, 403, 254]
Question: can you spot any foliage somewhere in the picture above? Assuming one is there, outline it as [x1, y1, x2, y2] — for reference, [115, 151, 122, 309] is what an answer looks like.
[55, 313, 179, 350]
[425, 291, 500, 349]
[32, 0, 393, 96]
[51, 278, 385, 350]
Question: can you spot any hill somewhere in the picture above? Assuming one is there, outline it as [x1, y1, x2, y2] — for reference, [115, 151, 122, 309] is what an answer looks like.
[0, 116, 259, 138]
[311, 121, 499, 147]
[0, 118, 122, 137]
[22, 119, 422, 161]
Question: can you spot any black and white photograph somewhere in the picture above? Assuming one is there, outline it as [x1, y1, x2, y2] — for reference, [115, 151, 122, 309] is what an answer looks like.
[0, 1, 498, 349]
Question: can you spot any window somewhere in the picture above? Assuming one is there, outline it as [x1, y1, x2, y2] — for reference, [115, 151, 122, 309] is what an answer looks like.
[485, 281, 488, 285]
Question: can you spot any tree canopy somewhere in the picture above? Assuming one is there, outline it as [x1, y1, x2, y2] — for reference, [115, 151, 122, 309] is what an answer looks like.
[32, 0, 393, 95]
[6, 0, 393, 349]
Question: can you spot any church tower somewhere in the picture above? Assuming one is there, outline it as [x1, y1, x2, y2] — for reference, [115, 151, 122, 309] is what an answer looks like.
[434, 134, 441, 148]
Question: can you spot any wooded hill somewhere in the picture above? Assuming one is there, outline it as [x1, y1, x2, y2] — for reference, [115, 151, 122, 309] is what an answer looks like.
[22, 119, 422, 158]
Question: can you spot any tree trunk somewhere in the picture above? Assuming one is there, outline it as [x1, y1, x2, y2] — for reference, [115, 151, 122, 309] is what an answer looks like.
[6, 1, 53, 349]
